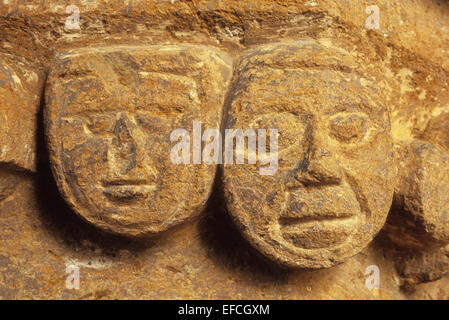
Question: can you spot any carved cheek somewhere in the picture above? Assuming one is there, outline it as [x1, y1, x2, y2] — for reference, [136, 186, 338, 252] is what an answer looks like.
[135, 118, 175, 177]
[337, 134, 393, 220]
[61, 131, 109, 184]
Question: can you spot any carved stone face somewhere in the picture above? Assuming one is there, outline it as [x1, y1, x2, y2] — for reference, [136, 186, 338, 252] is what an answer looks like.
[223, 41, 395, 268]
[0, 56, 42, 172]
[45, 45, 232, 237]
[0, 56, 42, 204]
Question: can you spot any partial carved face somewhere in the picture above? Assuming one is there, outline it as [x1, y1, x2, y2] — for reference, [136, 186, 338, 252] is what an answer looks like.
[387, 141, 449, 250]
[0, 56, 42, 204]
[223, 41, 395, 268]
[0, 56, 42, 172]
[46, 45, 232, 237]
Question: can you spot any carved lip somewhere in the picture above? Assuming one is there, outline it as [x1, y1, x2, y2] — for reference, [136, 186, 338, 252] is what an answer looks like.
[278, 214, 357, 249]
[278, 212, 354, 227]
[102, 180, 155, 201]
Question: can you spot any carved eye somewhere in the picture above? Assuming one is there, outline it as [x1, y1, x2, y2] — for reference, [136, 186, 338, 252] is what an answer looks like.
[135, 111, 174, 134]
[252, 112, 304, 151]
[329, 113, 369, 144]
[135, 112, 161, 130]
[85, 114, 115, 135]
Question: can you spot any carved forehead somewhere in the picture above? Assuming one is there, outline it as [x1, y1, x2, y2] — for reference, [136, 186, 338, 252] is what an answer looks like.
[232, 40, 385, 117]
[46, 45, 233, 115]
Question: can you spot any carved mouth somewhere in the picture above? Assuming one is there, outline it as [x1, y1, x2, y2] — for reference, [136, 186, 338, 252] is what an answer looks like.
[279, 211, 354, 225]
[102, 180, 155, 201]
[278, 213, 356, 249]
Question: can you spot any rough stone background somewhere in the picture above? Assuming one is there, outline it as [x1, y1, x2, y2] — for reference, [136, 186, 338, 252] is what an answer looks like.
[0, 0, 448, 299]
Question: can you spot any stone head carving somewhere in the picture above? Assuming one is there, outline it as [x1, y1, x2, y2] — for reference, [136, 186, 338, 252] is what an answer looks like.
[384, 140, 449, 287]
[0, 55, 43, 203]
[45, 45, 232, 237]
[0, 56, 42, 172]
[223, 40, 395, 269]
[387, 140, 449, 250]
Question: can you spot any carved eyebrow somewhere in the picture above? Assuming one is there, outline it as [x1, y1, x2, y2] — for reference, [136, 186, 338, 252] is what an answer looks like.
[135, 104, 186, 115]
[247, 111, 306, 126]
[232, 68, 383, 114]
[328, 111, 370, 121]
[136, 73, 200, 109]
[263, 63, 358, 75]
[251, 101, 309, 114]
[240, 41, 361, 75]
[54, 70, 199, 116]
[53, 63, 198, 81]
[60, 102, 187, 119]
[137, 71, 197, 87]
[60, 113, 115, 122]
[54, 45, 233, 78]
[239, 59, 361, 77]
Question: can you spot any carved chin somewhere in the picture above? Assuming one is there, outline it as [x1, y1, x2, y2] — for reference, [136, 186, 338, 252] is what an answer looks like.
[276, 184, 364, 250]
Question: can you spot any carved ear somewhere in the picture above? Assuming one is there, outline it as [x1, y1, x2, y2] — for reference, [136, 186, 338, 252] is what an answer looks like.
[0, 55, 44, 172]
[386, 140, 449, 251]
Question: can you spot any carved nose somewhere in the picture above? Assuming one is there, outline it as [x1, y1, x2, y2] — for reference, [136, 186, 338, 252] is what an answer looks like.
[291, 134, 342, 187]
[110, 113, 141, 176]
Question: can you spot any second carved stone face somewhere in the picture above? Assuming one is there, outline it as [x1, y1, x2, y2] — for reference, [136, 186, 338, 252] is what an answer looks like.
[223, 41, 395, 269]
[45, 45, 232, 237]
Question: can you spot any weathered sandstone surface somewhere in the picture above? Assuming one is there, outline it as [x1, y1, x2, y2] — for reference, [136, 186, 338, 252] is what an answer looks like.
[0, 0, 448, 299]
